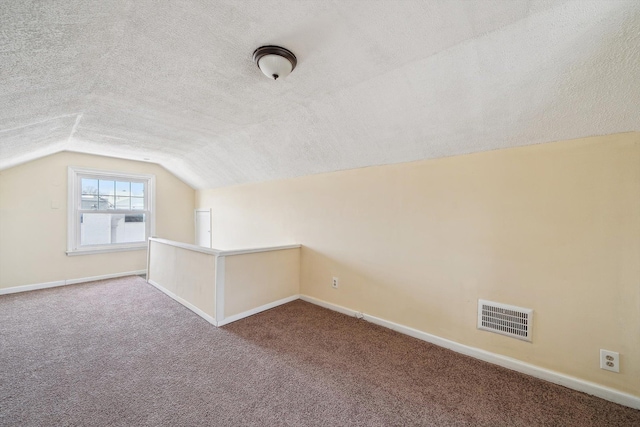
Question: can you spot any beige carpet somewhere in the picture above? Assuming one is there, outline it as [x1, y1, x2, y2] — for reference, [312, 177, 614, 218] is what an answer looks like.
[1, 276, 638, 426]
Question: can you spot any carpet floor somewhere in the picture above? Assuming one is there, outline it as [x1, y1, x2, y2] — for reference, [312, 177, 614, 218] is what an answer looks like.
[1, 276, 639, 426]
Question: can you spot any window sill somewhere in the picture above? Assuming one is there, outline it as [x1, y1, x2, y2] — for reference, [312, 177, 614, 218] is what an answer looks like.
[66, 245, 147, 256]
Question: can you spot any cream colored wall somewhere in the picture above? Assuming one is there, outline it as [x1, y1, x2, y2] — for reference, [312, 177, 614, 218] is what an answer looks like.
[223, 248, 300, 317]
[197, 132, 640, 396]
[148, 240, 216, 318]
[0, 151, 195, 288]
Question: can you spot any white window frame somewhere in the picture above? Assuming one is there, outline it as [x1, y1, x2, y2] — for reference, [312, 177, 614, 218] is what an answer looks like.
[67, 166, 156, 256]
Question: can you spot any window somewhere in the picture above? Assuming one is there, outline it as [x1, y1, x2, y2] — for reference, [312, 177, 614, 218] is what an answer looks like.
[67, 167, 155, 255]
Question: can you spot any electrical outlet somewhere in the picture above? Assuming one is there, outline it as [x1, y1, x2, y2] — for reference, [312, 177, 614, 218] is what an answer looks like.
[332, 277, 339, 289]
[600, 349, 620, 373]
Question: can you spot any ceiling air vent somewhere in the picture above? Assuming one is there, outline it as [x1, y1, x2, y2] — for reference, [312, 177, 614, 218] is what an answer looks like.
[477, 299, 533, 342]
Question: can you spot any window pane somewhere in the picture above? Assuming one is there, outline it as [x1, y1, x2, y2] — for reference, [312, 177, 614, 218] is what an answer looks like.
[119, 214, 146, 243]
[98, 196, 115, 210]
[98, 180, 115, 197]
[81, 195, 100, 210]
[131, 197, 144, 210]
[131, 182, 144, 197]
[115, 196, 131, 210]
[81, 213, 146, 245]
[125, 214, 144, 223]
[81, 178, 98, 195]
[116, 181, 131, 196]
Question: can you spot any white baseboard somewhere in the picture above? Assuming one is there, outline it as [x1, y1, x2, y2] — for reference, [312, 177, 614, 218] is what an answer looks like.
[0, 270, 147, 296]
[299, 295, 360, 317]
[300, 294, 640, 410]
[147, 279, 217, 326]
[0, 280, 66, 295]
[66, 270, 146, 285]
[146, 280, 298, 328]
[217, 294, 300, 327]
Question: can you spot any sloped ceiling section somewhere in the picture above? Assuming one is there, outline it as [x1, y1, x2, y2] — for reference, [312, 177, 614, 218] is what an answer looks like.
[1, 0, 639, 189]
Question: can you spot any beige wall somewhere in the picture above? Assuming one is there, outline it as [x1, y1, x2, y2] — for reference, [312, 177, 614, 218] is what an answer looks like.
[0, 151, 195, 288]
[148, 239, 216, 318]
[197, 132, 640, 396]
[224, 248, 300, 317]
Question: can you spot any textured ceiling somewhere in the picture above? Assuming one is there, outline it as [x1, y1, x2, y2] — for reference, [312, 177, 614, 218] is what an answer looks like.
[1, 1, 639, 189]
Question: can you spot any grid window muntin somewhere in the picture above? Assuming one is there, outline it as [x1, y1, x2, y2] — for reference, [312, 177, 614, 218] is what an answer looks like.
[79, 176, 146, 212]
[68, 167, 155, 255]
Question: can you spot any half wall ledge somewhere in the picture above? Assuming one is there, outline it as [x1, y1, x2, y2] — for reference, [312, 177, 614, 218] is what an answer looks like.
[146, 237, 301, 327]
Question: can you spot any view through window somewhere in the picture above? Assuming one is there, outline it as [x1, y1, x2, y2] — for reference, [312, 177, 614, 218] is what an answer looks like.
[68, 168, 155, 254]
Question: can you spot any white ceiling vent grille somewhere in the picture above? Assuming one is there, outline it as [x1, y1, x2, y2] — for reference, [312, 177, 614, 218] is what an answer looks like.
[477, 300, 533, 342]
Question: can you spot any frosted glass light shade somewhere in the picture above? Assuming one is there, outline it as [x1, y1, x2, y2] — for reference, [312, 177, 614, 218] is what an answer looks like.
[253, 45, 297, 80]
[258, 54, 293, 80]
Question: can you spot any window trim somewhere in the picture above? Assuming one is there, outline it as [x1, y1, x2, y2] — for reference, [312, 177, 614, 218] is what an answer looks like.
[67, 166, 156, 256]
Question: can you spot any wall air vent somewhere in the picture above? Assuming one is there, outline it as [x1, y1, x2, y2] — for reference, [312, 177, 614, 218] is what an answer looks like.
[477, 299, 533, 342]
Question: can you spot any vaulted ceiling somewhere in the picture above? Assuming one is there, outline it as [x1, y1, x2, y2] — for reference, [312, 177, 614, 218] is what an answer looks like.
[1, 1, 638, 189]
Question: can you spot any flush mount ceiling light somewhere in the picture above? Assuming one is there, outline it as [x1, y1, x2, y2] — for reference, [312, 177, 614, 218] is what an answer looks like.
[253, 45, 297, 80]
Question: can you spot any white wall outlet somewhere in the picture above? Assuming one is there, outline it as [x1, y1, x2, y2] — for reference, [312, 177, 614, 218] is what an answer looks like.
[332, 277, 339, 289]
[600, 349, 620, 373]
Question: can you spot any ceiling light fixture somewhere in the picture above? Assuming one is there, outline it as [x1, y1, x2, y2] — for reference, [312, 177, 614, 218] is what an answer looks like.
[253, 45, 297, 80]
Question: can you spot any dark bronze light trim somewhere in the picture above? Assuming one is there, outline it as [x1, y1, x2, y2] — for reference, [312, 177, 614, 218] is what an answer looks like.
[252, 45, 297, 74]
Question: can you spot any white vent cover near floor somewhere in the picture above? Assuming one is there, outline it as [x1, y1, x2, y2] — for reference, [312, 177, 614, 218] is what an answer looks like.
[477, 300, 533, 342]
